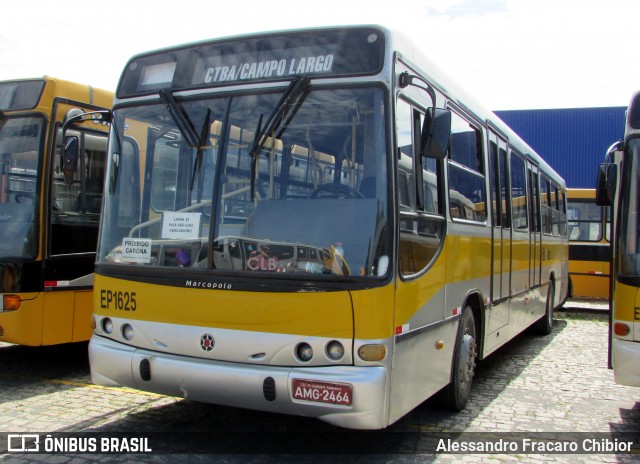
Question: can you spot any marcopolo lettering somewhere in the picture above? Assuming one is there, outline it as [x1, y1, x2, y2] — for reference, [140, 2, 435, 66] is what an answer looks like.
[204, 54, 334, 83]
[186, 280, 232, 290]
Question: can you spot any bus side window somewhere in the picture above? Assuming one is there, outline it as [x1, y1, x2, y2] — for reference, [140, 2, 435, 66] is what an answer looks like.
[509, 153, 528, 230]
[447, 112, 486, 223]
[397, 98, 445, 277]
[397, 99, 415, 211]
[540, 177, 552, 234]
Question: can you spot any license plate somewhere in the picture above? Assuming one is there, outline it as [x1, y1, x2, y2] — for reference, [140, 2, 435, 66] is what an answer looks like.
[292, 379, 352, 406]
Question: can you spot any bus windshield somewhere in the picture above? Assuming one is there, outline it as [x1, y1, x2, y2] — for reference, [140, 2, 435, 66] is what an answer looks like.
[618, 137, 640, 277]
[99, 85, 389, 279]
[0, 116, 42, 259]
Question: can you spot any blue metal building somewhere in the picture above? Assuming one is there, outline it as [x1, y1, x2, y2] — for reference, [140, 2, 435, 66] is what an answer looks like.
[495, 107, 626, 188]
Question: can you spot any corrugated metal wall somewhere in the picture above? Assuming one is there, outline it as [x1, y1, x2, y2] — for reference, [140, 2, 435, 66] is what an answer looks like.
[494, 107, 626, 188]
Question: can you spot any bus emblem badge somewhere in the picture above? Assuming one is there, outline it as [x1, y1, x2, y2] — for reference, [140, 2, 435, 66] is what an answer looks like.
[200, 334, 215, 351]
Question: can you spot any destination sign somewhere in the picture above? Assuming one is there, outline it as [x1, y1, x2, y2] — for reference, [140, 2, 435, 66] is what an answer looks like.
[193, 45, 336, 85]
[0, 79, 45, 111]
[118, 27, 385, 98]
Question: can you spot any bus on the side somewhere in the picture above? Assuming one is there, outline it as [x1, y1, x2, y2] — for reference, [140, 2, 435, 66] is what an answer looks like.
[88, 25, 569, 429]
[598, 91, 640, 388]
[0, 77, 112, 345]
[567, 188, 610, 299]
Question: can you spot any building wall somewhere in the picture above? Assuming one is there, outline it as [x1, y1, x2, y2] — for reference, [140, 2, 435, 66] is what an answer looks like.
[495, 107, 626, 188]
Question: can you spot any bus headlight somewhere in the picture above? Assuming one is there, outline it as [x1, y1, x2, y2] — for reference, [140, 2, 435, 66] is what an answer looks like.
[326, 340, 344, 360]
[296, 342, 313, 362]
[101, 318, 113, 334]
[122, 324, 134, 341]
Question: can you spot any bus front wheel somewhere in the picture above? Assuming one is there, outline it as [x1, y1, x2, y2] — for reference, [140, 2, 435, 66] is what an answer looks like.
[444, 306, 477, 411]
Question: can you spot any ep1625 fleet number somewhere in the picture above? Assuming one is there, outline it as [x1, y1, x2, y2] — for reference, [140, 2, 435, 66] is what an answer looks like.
[100, 290, 137, 311]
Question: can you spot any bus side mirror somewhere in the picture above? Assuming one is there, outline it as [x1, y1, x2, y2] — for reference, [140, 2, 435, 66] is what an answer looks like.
[420, 108, 451, 160]
[63, 136, 79, 186]
[595, 163, 616, 206]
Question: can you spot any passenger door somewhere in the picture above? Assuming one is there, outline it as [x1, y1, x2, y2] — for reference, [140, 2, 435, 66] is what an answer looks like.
[488, 131, 510, 333]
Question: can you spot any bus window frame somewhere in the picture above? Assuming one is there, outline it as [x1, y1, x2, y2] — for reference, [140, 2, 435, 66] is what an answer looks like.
[396, 95, 447, 279]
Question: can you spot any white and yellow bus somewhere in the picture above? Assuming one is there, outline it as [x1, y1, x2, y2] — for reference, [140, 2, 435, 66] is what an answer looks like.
[88, 26, 569, 429]
[0, 77, 112, 345]
[567, 188, 610, 299]
[598, 91, 640, 388]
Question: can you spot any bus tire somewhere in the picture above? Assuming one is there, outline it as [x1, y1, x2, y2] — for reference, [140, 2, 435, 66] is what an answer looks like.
[444, 306, 476, 411]
[533, 282, 555, 335]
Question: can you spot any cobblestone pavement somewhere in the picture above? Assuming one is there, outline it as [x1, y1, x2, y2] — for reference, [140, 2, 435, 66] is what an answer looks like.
[0, 299, 638, 463]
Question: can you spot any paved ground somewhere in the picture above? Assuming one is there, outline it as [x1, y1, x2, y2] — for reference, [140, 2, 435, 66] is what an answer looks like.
[0, 299, 638, 463]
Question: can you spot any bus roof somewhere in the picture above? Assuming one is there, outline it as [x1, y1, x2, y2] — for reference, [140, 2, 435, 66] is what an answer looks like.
[0, 76, 113, 112]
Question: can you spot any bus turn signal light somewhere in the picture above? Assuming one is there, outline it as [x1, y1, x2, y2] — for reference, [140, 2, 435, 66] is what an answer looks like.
[3, 295, 21, 312]
[358, 344, 386, 362]
[614, 322, 631, 337]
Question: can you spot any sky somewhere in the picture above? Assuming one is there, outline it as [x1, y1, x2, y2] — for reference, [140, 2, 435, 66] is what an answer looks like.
[0, 0, 637, 110]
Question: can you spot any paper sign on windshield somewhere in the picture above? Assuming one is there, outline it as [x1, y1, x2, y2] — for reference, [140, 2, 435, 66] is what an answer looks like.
[162, 212, 201, 239]
[121, 238, 152, 263]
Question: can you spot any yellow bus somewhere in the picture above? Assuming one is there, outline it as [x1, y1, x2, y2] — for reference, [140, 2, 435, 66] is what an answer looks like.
[598, 91, 640, 388]
[0, 77, 112, 345]
[567, 188, 610, 299]
[88, 26, 569, 429]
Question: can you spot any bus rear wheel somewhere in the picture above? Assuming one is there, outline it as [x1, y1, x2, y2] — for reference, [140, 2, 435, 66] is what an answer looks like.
[444, 306, 476, 411]
[533, 283, 555, 335]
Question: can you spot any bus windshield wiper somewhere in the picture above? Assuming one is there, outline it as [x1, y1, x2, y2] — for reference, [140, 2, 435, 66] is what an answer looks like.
[249, 76, 310, 199]
[190, 108, 211, 192]
[159, 90, 213, 194]
[159, 89, 199, 147]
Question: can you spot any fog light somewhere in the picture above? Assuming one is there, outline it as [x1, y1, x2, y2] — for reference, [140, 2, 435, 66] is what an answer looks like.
[101, 318, 113, 334]
[296, 342, 313, 362]
[326, 340, 344, 360]
[122, 324, 134, 340]
[358, 344, 386, 361]
[614, 322, 630, 336]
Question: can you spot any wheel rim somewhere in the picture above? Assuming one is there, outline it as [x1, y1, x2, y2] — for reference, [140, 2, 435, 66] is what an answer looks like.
[459, 332, 476, 385]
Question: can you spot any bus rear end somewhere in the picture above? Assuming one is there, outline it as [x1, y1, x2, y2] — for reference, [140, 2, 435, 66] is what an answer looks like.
[566, 188, 610, 299]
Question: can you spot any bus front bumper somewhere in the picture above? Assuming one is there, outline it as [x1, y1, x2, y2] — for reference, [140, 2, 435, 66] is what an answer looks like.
[89, 335, 389, 429]
[612, 338, 640, 388]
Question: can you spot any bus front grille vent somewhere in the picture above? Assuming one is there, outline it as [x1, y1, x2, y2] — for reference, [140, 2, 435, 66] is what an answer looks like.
[139, 358, 151, 381]
[263, 377, 276, 401]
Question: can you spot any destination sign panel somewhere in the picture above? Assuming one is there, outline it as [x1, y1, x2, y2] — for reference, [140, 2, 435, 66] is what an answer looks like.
[118, 27, 385, 98]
